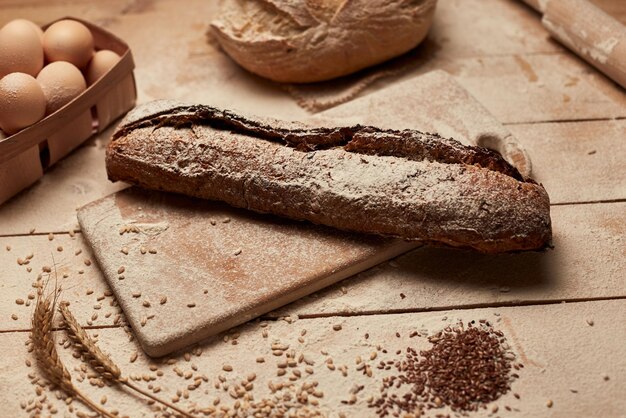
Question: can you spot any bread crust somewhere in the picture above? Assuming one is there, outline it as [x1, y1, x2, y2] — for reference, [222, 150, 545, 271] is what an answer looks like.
[107, 101, 552, 253]
[210, 0, 437, 83]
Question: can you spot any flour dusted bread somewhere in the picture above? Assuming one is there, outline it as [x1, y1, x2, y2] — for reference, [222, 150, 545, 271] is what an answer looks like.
[210, 0, 437, 83]
[106, 101, 552, 253]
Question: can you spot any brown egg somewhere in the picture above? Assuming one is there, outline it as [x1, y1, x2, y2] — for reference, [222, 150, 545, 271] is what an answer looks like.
[43, 20, 94, 70]
[0, 19, 44, 78]
[0, 72, 46, 135]
[37, 61, 87, 115]
[85, 49, 121, 85]
[12, 19, 44, 40]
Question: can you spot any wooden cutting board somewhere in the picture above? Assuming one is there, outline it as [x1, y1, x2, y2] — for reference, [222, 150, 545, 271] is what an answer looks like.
[78, 70, 531, 357]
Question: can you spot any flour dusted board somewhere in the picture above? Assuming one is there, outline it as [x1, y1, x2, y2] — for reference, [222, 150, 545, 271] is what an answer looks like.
[78, 70, 532, 356]
[78, 189, 416, 356]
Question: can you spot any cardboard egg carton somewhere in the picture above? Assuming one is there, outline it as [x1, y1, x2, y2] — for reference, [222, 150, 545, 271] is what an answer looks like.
[0, 17, 136, 205]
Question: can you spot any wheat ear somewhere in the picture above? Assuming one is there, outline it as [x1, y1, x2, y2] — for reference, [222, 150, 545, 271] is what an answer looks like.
[32, 289, 116, 418]
[59, 302, 122, 380]
[59, 302, 196, 418]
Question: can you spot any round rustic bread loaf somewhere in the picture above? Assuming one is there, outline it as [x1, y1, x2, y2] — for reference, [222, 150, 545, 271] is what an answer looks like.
[210, 0, 437, 83]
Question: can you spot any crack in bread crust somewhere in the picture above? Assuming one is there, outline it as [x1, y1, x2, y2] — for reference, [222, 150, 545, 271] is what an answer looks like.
[113, 104, 525, 181]
[107, 101, 552, 253]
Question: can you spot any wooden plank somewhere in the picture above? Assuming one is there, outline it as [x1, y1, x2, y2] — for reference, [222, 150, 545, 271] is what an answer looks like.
[0, 299, 623, 416]
[430, 0, 562, 57]
[77, 187, 417, 357]
[2, 201, 623, 330]
[273, 202, 625, 318]
[0, 132, 126, 236]
[520, 0, 626, 25]
[508, 120, 626, 204]
[0, 0, 131, 26]
[590, 0, 626, 24]
[445, 53, 626, 124]
[328, 51, 626, 125]
[0, 233, 119, 331]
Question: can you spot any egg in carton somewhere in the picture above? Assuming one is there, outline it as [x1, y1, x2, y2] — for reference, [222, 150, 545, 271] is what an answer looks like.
[0, 17, 136, 205]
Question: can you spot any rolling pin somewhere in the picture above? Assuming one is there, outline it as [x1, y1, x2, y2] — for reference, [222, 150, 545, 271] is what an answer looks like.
[521, 0, 626, 89]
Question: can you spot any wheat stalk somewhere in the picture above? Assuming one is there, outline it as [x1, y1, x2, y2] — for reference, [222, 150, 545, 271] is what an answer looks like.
[59, 302, 196, 418]
[32, 289, 71, 391]
[31, 288, 117, 418]
[59, 302, 122, 380]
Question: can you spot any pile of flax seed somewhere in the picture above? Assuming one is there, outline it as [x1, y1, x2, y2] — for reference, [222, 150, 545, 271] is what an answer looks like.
[369, 321, 520, 416]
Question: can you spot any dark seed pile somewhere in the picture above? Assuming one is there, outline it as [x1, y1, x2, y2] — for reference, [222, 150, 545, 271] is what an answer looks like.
[370, 321, 519, 416]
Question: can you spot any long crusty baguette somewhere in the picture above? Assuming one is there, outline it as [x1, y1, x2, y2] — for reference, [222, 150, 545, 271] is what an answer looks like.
[106, 100, 552, 253]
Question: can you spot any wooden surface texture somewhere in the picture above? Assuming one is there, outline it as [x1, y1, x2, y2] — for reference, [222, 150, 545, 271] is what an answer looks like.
[0, 0, 624, 416]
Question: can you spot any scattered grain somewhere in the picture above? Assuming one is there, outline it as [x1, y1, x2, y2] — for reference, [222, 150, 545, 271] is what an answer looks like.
[370, 322, 516, 416]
